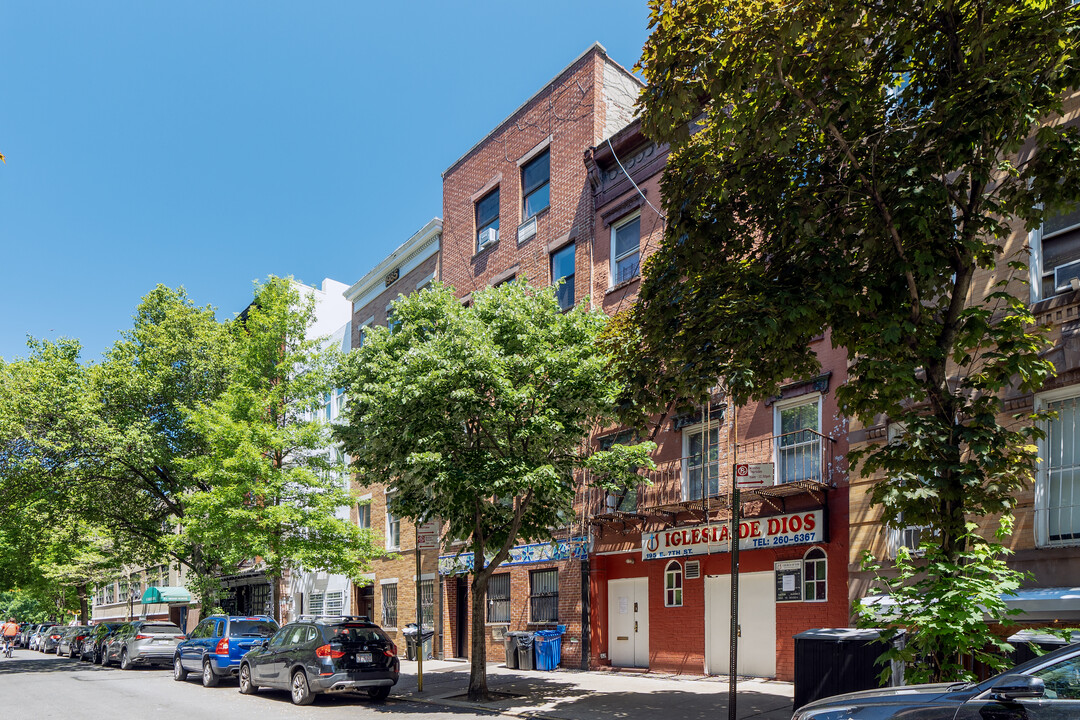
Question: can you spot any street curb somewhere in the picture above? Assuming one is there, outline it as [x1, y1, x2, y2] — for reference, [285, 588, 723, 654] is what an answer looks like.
[398, 691, 568, 720]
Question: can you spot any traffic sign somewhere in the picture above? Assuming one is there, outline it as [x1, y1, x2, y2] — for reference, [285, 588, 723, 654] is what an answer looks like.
[734, 462, 773, 489]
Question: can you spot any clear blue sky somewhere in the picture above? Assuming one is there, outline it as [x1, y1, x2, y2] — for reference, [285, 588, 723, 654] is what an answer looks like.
[0, 1, 651, 361]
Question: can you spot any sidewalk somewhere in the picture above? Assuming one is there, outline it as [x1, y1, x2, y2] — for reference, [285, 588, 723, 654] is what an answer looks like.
[394, 659, 795, 720]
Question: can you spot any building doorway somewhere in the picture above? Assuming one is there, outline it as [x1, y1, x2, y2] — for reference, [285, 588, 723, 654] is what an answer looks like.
[608, 577, 649, 668]
[455, 577, 468, 658]
[704, 572, 776, 677]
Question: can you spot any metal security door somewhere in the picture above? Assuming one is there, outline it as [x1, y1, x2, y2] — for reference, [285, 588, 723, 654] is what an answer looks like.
[608, 577, 649, 668]
[704, 572, 776, 677]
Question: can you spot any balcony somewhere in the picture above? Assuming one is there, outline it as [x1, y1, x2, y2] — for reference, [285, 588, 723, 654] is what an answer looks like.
[585, 429, 835, 530]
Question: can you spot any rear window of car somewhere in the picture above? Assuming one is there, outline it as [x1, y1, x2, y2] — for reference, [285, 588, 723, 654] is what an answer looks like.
[228, 620, 277, 637]
[140, 624, 182, 634]
[324, 625, 390, 645]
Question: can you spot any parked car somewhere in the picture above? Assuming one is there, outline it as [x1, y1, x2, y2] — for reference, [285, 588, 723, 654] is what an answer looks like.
[14, 623, 30, 648]
[28, 623, 57, 651]
[103, 621, 185, 670]
[39, 626, 66, 654]
[79, 623, 123, 664]
[174, 615, 278, 687]
[236, 616, 399, 705]
[792, 641, 1080, 719]
[56, 625, 91, 658]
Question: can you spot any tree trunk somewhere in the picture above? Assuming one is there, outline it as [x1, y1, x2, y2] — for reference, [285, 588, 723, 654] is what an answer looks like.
[467, 544, 489, 701]
[78, 584, 89, 625]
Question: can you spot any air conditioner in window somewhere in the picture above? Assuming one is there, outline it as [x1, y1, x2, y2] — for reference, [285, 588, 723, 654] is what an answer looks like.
[478, 227, 498, 249]
[517, 216, 537, 243]
[1054, 259, 1080, 293]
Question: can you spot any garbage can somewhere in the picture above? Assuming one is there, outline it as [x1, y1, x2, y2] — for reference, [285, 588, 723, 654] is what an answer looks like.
[516, 631, 536, 670]
[419, 629, 434, 660]
[504, 632, 522, 668]
[535, 629, 563, 670]
[793, 628, 906, 711]
[403, 623, 419, 661]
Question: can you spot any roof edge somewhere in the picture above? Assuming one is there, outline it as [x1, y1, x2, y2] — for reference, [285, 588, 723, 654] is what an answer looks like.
[344, 218, 443, 304]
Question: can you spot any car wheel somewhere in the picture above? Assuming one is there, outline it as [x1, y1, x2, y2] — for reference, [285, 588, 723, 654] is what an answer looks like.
[201, 659, 219, 688]
[94, 647, 103, 665]
[173, 656, 188, 682]
[238, 663, 257, 695]
[290, 670, 314, 706]
[119, 649, 131, 671]
[69, 645, 77, 659]
[368, 686, 391, 702]
[101, 649, 111, 667]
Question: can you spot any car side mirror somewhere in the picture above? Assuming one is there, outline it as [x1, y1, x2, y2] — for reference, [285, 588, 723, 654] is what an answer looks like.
[258, 639, 269, 648]
[990, 674, 1045, 701]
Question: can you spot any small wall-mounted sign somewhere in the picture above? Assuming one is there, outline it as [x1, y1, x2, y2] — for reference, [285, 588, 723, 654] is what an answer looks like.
[775, 560, 803, 602]
[385, 268, 400, 287]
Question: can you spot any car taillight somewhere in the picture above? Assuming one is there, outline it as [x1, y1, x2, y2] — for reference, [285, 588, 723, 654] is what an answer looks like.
[384, 641, 397, 657]
[134, 634, 151, 640]
[315, 644, 345, 659]
[174, 635, 185, 640]
[215, 638, 229, 655]
[50, 635, 60, 640]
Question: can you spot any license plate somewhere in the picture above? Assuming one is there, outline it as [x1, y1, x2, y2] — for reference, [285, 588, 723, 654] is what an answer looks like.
[356, 652, 372, 663]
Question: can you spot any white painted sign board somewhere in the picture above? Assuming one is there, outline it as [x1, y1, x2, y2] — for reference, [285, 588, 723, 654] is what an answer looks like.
[415, 519, 442, 550]
[735, 462, 773, 489]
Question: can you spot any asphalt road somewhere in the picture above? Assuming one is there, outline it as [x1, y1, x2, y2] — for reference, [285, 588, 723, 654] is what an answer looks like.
[0, 648, 496, 720]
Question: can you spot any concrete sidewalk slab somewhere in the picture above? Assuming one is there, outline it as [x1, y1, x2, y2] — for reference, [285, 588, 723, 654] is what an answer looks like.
[395, 660, 795, 720]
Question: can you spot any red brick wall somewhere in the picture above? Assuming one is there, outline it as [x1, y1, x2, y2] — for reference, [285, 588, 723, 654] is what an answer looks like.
[351, 252, 439, 345]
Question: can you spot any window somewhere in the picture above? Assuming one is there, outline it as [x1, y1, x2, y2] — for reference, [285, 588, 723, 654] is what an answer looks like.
[1034, 202, 1080, 300]
[129, 573, 142, 601]
[522, 149, 550, 220]
[487, 573, 511, 623]
[551, 243, 575, 311]
[310, 592, 325, 616]
[326, 591, 344, 616]
[684, 424, 720, 500]
[803, 547, 827, 601]
[885, 424, 930, 557]
[611, 214, 641, 286]
[774, 396, 822, 483]
[382, 583, 398, 628]
[476, 187, 500, 249]
[386, 309, 401, 334]
[385, 494, 401, 550]
[602, 430, 639, 512]
[105, 583, 115, 605]
[529, 569, 559, 623]
[119, 579, 129, 601]
[357, 500, 371, 529]
[1036, 392, 1080, 546]
[420, 580, 434, 630]
[664, 561, 683, 607]
[1032, 652, 1080, 699]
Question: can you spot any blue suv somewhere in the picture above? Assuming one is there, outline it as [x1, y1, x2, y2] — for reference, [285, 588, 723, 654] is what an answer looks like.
[174, 615, 279, 687]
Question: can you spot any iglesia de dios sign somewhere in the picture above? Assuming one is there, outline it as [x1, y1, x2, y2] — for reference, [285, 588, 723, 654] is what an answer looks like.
[641, 509, 825, 561]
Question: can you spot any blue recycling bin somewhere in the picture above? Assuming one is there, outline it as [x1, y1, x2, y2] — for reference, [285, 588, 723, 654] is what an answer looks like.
[535, 629, 564, 670]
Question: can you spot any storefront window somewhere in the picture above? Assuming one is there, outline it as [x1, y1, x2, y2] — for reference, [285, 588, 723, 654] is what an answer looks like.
[664, 561, 683, 607]
[803, 547, 827, 601]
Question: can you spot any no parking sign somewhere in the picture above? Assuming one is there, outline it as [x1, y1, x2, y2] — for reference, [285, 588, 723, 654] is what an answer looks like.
[734, 462, 773, 489]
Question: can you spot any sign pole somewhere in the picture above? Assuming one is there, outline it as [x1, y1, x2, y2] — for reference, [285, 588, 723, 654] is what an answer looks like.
[729, 408, 739, 720]
[416, 524, 423, 693]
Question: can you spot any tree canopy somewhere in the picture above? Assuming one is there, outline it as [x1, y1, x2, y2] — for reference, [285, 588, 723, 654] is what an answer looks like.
[622, 0, 1080, 681]
[335, 280, 653, 699]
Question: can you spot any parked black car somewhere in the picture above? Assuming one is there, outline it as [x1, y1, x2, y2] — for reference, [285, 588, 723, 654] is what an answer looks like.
[79, 623, 123, 663]
[57, 625, 91, 658]
[237, 617, 399, 705]
[792, 641, 1080, 719]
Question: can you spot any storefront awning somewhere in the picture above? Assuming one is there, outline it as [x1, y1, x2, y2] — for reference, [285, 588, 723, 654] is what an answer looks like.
[141, 586, 192, 604]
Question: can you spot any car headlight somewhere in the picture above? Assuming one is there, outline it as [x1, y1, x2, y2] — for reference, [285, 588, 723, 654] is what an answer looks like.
[792, 706, 858, 720]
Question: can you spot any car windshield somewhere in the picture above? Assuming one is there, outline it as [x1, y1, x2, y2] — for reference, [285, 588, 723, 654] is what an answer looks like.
[229, 620, 277, 637]
[325, 625, 390, 646]
[139, 624, 181, 634]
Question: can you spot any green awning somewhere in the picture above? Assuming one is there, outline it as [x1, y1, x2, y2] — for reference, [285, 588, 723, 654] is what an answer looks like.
[141, 586, 192, 604]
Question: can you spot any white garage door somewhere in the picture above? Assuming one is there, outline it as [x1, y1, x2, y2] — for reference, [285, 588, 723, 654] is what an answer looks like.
[704, 572, 776, 677]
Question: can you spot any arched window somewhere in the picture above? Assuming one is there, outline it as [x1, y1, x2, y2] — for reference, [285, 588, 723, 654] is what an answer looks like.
[803, 547, 827, 601]
[665, 561, 683, 607]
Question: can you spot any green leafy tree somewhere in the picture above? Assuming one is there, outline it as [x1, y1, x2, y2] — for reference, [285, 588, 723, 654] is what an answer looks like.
[620, 0, 1080, 681]
[335, 281, 653, 700]
[179, 277, 373, 620]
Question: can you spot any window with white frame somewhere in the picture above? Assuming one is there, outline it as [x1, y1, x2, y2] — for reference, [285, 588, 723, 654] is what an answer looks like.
[551, 243, 575, 311]
[381, 583, 398, 628]
[476, 187, 500, 250]
[611, 213, 641, 286]
[309, 592, 325, 616]
[683, 423, 720, 500]
[522, 149, 550, 220]
[105, 583, 115, 604]
[885, 424, 931, 557]
[385, 493, 401, 550]
[774, 395, 822, 484]
[357, 498, 371, 529]
[803, 547, 827, 601]
[664, 561, 683, 607]
[326, 591, 344, 616]
[1036, 390, 1080, 546]
[1033, 202, 1080, 301]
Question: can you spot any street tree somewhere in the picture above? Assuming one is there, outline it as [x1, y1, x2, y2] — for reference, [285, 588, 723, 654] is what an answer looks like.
[335, 281, 654, 700]
[179, 277, 373, 620]
[620, 0, 1080, 682]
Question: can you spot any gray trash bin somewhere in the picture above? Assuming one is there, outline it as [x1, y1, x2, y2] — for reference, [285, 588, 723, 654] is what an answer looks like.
[403, 623, 419, 661]
[516, 631, 536, 670]
[504, 631, 522, 668]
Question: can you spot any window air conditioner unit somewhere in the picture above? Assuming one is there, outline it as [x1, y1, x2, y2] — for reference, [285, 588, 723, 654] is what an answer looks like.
[478, 227, 498, 249]
[517, 216, 537, 243]
[1054, 259, 1080, 294]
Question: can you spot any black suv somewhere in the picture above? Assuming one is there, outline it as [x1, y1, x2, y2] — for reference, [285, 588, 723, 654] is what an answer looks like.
[79, 623, 123, 664]
[238, 616, 399, 705]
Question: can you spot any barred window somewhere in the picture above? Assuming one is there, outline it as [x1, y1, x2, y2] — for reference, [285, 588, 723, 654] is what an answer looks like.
[530, 569, 558, 623]
[487, 573, 511, 623]
[420, 580, 435, 630]
[382, 583, 398, 628]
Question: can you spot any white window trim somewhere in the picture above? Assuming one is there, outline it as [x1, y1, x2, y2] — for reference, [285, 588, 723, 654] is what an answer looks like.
[681, 419, 722, 501]
[772, 392, 823, 484]
[884, 423, 930, 558]
[664, 560, 683, 607]
[802, 546, 828, 602]
[385, 491, 401, 551]
[1029, 204, 1080, 303]
[610, 211, 642, 288]
[1034, 387, 1080, 548]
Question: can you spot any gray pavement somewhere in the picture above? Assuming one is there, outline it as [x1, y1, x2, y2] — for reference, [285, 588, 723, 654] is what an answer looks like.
[0, 647, 794, 720]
